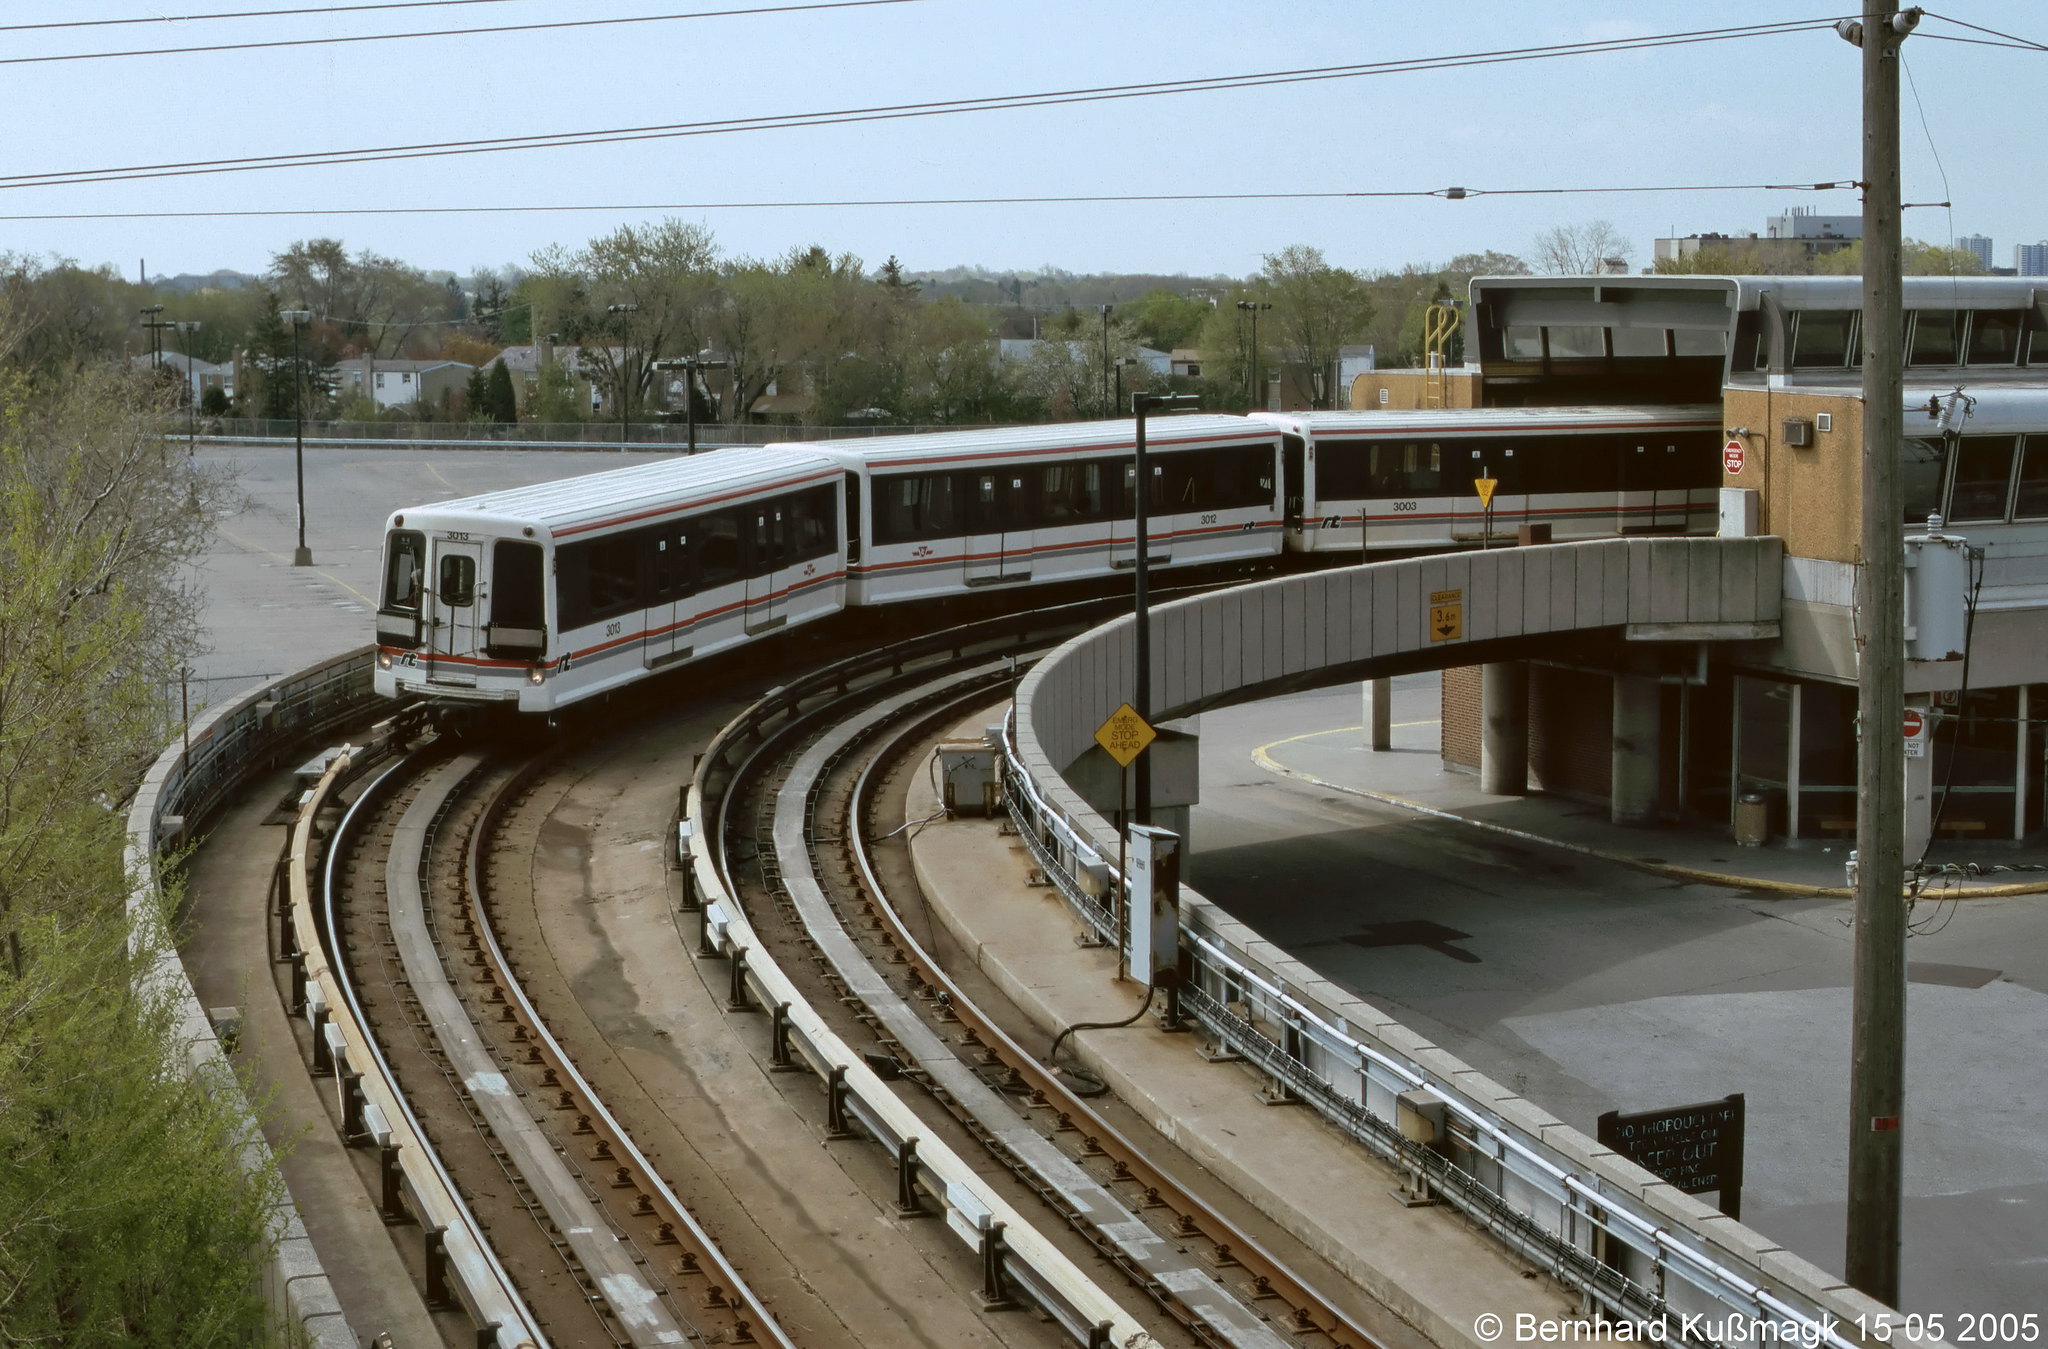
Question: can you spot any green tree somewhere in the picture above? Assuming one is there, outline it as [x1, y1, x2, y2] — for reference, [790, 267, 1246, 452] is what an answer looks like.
[1260, 245, 1374, 408]
[0, 348, 279, 1344]
[1126, 288, 1212, 353]
[465, 364, 490, 419]
[485, 360, 518, 422]
[1815, 238, 1989, 276]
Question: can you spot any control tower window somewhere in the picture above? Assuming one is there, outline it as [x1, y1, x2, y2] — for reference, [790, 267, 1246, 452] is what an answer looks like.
[1909, 311, 1961, 366]
[1949, 435, 2017, 523]
[1900, 438, 1948, 524]
[1966, 311, 2021, 366]
[1791, 312, 1856, 368]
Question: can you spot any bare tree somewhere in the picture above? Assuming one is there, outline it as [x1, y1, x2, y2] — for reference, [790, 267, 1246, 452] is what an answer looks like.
[1530, 220, 1635, 275]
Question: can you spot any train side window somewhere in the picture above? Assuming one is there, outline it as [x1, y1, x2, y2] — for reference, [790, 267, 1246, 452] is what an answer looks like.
[383, 530, 425, 610]
[491, 541, 545, 628]
[437, 552, 475, 607]
[792, 484, 837, 560]
[1909, 311, 1961, 366]
[2014, 435, 2048, 519]
[1966, 311, 2021, 366]
[1901, 438, 1949, 524]
[580, 531, 644, 619]
[1947, 435, 2017, 522]
[1791, 312, 1856, 368]
[1078, 461, 1108, 521]
[874, 472, 957, 543]
[1040, 463, 1077, 524]
[697, 510, 742, 589]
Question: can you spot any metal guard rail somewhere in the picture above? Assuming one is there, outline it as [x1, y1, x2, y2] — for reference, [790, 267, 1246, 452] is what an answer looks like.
[684, 635, 1161, 1348]
[996, 712, 1911, 1349]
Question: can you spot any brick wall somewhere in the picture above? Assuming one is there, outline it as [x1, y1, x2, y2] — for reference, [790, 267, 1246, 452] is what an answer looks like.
[1441, 664, 1483, 772]
[1529, 665, 1613, 804]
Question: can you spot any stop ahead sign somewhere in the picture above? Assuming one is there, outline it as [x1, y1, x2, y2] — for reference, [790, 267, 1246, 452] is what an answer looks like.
[1724, 439, 1746, 474]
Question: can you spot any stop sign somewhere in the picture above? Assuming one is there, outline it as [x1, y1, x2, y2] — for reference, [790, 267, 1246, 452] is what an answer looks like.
[1724, 439, 1746, 474]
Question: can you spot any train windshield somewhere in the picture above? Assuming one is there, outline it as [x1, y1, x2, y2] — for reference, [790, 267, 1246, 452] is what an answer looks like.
[383, 530, 425, 610]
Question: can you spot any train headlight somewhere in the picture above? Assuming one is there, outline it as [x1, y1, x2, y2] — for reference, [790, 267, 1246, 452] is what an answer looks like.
[528, 665, 547, 685]
[376, 650, 393, 670]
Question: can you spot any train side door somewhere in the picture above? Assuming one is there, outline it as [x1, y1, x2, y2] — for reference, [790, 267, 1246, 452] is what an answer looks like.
[644, 520, 693, 668]
[746, 500, 788, 632]
[1109, 460, 1166, 567]
[431, 538, 484, 671]
[965, 470, 1030, 585]
[1619, 439, 1686, 533]
[1450, 446, 1491, 541]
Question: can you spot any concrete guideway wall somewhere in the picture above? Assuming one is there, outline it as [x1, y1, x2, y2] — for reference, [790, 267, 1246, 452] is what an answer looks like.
[1010, 538, 1925, 1345]
[125, 650, 381, 1349]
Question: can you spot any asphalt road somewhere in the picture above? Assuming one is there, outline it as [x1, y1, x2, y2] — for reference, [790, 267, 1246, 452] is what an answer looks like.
[1190, 680, 2048, 1322]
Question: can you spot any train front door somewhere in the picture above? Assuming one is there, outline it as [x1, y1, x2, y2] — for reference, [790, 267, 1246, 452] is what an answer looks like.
[964, 471, 1031, 586]
[430, 538, 484, 680]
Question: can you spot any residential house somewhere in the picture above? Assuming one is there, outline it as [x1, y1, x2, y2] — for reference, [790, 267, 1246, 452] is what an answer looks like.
[335, 357, 475, 413]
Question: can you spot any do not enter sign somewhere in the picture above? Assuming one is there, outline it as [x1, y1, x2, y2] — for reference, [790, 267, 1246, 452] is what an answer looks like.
[1724, 439, 1747, 474]
[1903, 708, 1925, 738]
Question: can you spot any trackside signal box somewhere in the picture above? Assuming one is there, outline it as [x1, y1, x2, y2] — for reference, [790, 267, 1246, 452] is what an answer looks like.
[1125, 824, 1181, 986]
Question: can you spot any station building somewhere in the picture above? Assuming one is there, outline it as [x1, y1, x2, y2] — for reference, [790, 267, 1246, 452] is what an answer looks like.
[1437, 275, 2048, 849]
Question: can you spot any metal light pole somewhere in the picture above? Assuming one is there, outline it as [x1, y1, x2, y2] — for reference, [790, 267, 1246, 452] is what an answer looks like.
[1236, 300, 1270, 407]
[1098, 304, 1114, 416]
[653, 351, 729, 454]
[176, 320, 202, 445]
[140, 304, 166, 372]
[1113, 356, 1138, 411]
[1129, 391, 1200, 826]
[1844, 4, 1918, 1307]
[607, 303, 640, 447]
[281, 309, 314, 567]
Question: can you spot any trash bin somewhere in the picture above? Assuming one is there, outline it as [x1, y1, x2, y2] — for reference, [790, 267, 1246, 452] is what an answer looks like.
[1734, 792, 1770, 847]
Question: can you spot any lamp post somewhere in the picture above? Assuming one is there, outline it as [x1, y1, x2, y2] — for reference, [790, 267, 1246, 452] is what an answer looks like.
[281, 309, 314, 566]
[1098, 304, 1115, 416]
[175, 320, 202, 445]
[607, 303, 640, 447]
[1236, 300, 1271, 407]
[139, 304, 166, 372]
[1113, 356, 1138, 412]
[1129, 390, 1200, 826]
[654, 352, 729, 454]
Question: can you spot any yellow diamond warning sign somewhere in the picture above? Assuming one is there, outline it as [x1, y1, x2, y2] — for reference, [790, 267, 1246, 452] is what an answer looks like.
[1474, 477, 1498, 508]
[1095, 703, 1156, 767]
[1428, 588, 1464, 643]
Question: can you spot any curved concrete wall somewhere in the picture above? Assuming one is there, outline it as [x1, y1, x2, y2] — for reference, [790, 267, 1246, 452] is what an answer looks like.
[126, 650, 381, 1349]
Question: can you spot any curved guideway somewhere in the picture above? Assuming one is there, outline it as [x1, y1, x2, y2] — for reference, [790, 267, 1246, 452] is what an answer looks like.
[385, 753, 693, 1348]
[767, 665, 1314, 1349]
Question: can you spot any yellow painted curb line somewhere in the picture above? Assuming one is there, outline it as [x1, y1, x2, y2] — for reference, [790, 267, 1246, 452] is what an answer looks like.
[1250, 745, 2048, 901]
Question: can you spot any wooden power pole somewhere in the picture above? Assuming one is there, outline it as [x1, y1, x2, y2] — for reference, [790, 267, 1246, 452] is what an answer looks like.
[1846, 3, 1917, 1308]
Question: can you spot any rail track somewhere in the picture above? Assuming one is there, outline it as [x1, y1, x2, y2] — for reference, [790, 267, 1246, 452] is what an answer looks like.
[276, 597, 1400, 1348]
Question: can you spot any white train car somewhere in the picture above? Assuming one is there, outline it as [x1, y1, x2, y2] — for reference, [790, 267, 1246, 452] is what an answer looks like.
[829, 416, 1284, 604]
[374, 446, 851, 713]
[1250, 406, 1722, 553]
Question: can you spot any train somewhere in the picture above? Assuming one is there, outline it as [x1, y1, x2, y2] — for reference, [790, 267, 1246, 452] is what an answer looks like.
[374, 406, 1724, 714]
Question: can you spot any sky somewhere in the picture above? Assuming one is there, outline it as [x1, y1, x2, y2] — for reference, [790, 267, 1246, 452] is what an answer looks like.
[6, 1, 2046, 286]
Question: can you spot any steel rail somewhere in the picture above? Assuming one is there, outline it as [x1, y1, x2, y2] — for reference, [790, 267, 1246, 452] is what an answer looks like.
[462, 751, 800, 1349]
[298, 744, 550, 1349]
[688, 680, 1154, 1347]
[840, 687, 1380, 1349]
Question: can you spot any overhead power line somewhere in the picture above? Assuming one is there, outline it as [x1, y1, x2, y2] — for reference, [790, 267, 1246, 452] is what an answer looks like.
[1917, 10, 2048, 51]
[0, 18, 1850, 191]
[1, 0, 917, 67]
[0, 181, 1860, 223]
[0, 0, 521, 35]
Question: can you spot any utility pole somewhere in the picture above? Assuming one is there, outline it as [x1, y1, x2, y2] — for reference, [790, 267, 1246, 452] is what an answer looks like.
[1844, 4, 1918, 1308]
[1129, 391, 1199, 825]
[282, 310, 314, 567]
[1099, 304, 1114, 417]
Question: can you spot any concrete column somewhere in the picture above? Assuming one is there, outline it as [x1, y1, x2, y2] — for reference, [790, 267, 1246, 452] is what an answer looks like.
[1479, 662, 1528, 796]
[1363, 677, 1393, 751]
[1611, 675, 1662, 826]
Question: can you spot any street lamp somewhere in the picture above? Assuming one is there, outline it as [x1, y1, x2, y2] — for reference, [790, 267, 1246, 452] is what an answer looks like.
[1098, 303, 1114, 416]
[175, 320, 202, 445]
[1128, 390, 1200, 827]
[1236, 300, 1271, 407]
[652, 351, 729, 454]
[281, 309, 314, 567]
[139, 304, 166, 373]
[1112, 355, 1139, 411]
[606, 303, 640, 447]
